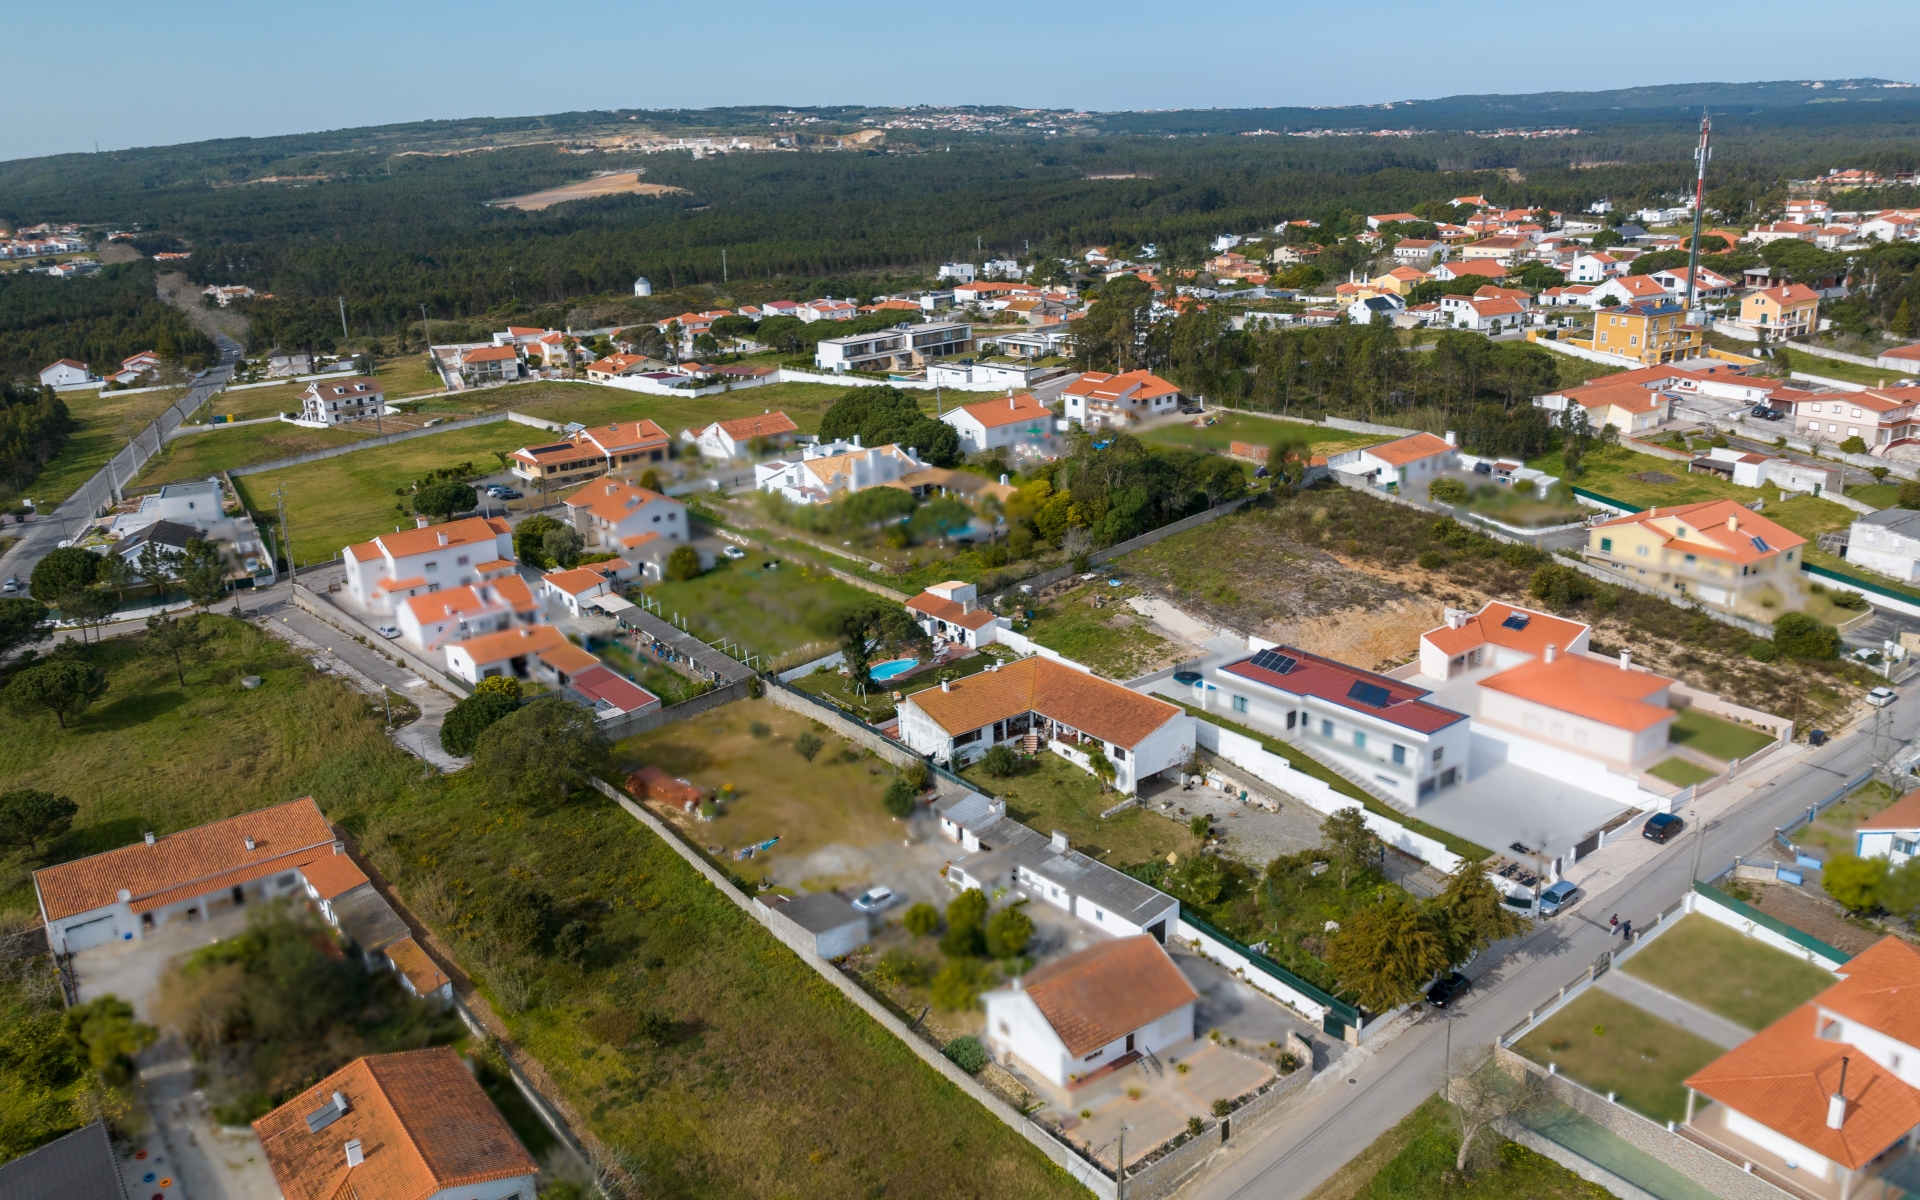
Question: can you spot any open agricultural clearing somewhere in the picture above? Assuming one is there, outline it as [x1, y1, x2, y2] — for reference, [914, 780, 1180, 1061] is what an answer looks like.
[1138, 412, 1383, 459]
[21, 386, 188, 506]
[488, 171, 690, 210]
[136, 420, 374, 487]
[641, 557, 877, 667]
[1620, 914, 1836, 1031]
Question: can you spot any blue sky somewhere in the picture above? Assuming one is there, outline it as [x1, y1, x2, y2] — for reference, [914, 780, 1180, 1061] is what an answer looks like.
[5, 0, 1917, 162]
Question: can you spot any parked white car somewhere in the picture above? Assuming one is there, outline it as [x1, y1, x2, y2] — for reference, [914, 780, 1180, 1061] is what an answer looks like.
[851, 886, 895, 914]
[1868, 687, 1897, 708]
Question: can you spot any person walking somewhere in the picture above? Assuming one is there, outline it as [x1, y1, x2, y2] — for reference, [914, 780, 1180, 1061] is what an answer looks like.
[1621, 919, 1633, 943]
[1608, 914, 1619, 937]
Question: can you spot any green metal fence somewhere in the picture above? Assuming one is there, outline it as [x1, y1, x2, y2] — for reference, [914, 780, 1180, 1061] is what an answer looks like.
[1570, 486, 1643, 514]
[1692, 880, 1851, 965]
[1179, 904, 1361, 1030]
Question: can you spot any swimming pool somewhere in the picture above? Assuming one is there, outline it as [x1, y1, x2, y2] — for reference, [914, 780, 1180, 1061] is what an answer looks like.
[869, 657, 919, 682]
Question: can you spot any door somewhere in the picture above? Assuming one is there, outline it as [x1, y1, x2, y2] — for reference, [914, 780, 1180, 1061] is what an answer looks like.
[1125, 1033, 1135, 1053]
[63, 916, 119, 952]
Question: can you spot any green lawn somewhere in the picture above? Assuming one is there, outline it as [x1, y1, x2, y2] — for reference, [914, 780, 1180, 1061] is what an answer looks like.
[374, 354, 446, 398]
[16, 386, 189, 507]
[1309, 1092, 1610, 1200]
[1669, 709, 1776, 762]
[1021, 583, 1175, 680]
[136, 420, 374, 487]
[410, 379, 862, 435]
[1138, 412, 1381, 459]
[962, 749, 1202, 867]
[1847, 483, 1898, 510]
[0, 622, 1086, 1197]
[1513, 990, 1723, 1123]
[1776, 347, 1903, 389]
[1621, 914, 1835, 1031]
[1646, 757, 1717, 788]
[232, 422, 533, 558]
[205, 381, 311, 421]
[641, 557, 880, 667]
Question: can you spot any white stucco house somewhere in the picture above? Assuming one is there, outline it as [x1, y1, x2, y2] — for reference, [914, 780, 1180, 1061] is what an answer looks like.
[903, 581, 1005, 648]
[1846, 508, 1920, 583]
[1856, 789, 1920, 865]
[982, 936, 1198, 1088]
[1325, 431, 1456, 491]
[342, 516, 516, 614]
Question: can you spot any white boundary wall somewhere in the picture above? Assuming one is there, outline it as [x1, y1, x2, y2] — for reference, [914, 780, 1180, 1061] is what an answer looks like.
[1176, 917, 1332, 1024]
[1685, 888, 1849, 971]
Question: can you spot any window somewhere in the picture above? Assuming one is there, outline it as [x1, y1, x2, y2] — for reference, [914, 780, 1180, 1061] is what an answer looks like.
[1637, 544, 1649, 557]
[1896, 838, 1917, 856]
[954, 729, 982, 746]
[1392, 744, 1407, 765]
[424, 561, 439, 572]
[1321, 719, 1334, 738]
[1685, 554, 1697, 564]
[457, 555, 469, 566]
[1600, 537, 1612, 552]
[1286, 710, 1297, 729]
[1111, 746, 1126, 761]
[1432, 747, 1444, 765]
[1354, 731, 1367, 749]
[1232, 695, 1249, 714]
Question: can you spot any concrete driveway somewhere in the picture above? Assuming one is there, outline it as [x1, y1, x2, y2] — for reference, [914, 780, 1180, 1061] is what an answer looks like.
[73, 905, 253, 1021]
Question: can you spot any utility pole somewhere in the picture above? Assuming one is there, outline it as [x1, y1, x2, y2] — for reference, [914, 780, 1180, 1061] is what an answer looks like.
[1684, 111, 1712, 323]
[272, 483, 295, 582]
[338, 297, 349, 340]
[722, 248, 728, 283]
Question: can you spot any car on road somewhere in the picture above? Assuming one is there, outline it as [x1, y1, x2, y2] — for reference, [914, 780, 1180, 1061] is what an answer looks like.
[721, 545, 747, 560]
[1643, 812, 1685, 843]
[1, 578, 15, 593]
[851, 886, 894, 914]
[375, 624, 401, 639]
[1425, 971, 1472, 1008]
[1869, 687, 1898, 707]
[1537, 879, 1579, 916]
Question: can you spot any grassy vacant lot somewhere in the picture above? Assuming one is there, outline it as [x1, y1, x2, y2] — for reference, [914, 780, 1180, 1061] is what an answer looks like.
[1138, 412, 1381, 459]
[1797, 779, 1900, 858]
[1022, 583, 1177, 679]
[413, 379, 859, 435]
[2, 623, 1084, 1198]
[1847, 482, 1899, 510]
[136, 420, 372, 487]
[205, 381, 309, 421]
[1513, 990, 1722, 1123]
[614, 698, 904, 888]
[374, 354, 446, 398]
[21, 386, 188, 506]
[643, 557, 876, 666]
[1647, 757, 1717, 788]
[233, 422, 531, 556]
[964, 749, 1201, 868]
[1775, 347, 1901, 389]
[1307, 1093, 1609, 1200]
[1669, 709, 1775, 762]
[1621, 914, 1836, 1031]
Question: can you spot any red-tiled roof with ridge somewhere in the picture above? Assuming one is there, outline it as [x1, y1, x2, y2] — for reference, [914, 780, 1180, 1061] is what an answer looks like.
[903, 657, 1182, 749]
[1022, 936, 1198, 1057]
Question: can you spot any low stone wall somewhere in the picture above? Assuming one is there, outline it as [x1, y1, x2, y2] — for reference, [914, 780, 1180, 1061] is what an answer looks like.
[763, 682, 925, 772]
[1494, 1047, 1792, 1200]
[1498, 1120, 1662, 1200]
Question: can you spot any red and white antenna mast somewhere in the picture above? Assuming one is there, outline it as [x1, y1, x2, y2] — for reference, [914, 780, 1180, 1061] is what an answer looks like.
[1685, 111, 1712, 322]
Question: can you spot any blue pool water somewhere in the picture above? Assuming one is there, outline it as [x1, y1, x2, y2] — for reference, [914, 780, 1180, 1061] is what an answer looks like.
[869, 658, 919, 682]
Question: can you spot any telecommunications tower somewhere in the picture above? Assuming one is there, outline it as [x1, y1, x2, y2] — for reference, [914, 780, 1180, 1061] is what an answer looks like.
[1684, 111, 1712, 323]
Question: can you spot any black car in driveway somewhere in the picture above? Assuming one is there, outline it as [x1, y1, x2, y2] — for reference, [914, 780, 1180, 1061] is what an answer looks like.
[1426, 972, 1472, 1008]
[1643, 812, 1685, 843]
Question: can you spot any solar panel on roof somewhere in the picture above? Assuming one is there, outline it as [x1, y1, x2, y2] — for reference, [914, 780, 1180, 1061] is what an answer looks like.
[1750, 536, 1771, 553]
[1501, 611, 1531, 631]
[1347, 681, 1393, 708]
[1250, 649, 1298, 674]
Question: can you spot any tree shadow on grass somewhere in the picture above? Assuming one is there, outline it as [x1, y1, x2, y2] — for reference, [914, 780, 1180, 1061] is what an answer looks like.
[76, 688, 187, 734]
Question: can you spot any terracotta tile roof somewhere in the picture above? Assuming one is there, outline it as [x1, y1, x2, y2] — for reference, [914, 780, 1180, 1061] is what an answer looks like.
[585, 352, 650, 376]
[510, 438, 602, 467]
[542, 567, 610, 596]
[711, 412, 798, 440]
[1592, 499, 1806, 565]
[536, 642, 601, 675]
[474, 559, 516, 576]
[460, 346, 518, 364]
[345, 541, 381, 563]
[1422, 602, 1588, 661]
[300, 849, 369, 901]
[1750, 283, 1822, 305]
[1477, 654, 1674, 732]
[955, 391, 1053, 430]
[491, 575, 537, 612]
[905, 590, 1000, 631]
[383, 937, 447, 997]
[1688, 1003, 1920, 1170]
[1021, 936, 1198, 1057]
[1222, 647, 1465, 734]
[1466, 297, 1527, 317]
[373, 517, 509, 562]
[374, 577, 427, 593]
[1435, 259, 1512, 279]
[903, 657, 1183, 749]
[581, 419, 668, 455]
[1882, 343, 1920, 363]
[562, 478, 674, 526]
[1860, 788, 1920, 831]
[568, 666, 657, 712]
[1062, 371, 1181, 403]
[254, 1048, 535, 1200]
[34, 798, 335, 922]
[1568, 381, 1667, 415]
[401, 585, 494, 624]
[1817, 937, 1920, 1049]
[1607, 275, 1668, 299]
[1365, 432, 1454, 467]
[448, 624, 570, 667]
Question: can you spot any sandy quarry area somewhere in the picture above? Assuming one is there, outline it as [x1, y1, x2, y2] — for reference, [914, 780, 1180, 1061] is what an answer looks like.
[489, 171, 689, 210]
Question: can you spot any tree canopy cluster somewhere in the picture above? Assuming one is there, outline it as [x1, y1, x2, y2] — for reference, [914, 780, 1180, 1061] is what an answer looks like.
[0, 261, 216, 380]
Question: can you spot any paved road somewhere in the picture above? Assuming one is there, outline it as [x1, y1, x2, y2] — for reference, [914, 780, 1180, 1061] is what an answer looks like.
[1, 336, 243, 594]
[1188, 691, 1917, 1200]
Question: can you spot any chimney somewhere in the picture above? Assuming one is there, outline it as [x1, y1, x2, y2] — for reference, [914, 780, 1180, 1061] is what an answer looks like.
[345, 1139, 364, 1168]
[144, 831, 155, 846]
[437, 532, 449, 546]
[1828, 1057, 1851, 1130]
[853, 434, 861, 447]
[1545, 644, 1557, 663]
[415, 515, 430, 529]
[244, 836, 256, 851]
[117, 888, 131, 902]
[1050, 831, 1069, 853]
[1728, 513, 1739, 532]
[333, 840, 345, 855]
[941, 678, 951, 692]
[1000, 473, 1009, 485]
[1009, 394, 1017, 410]
[1620, 650, 1632, 670]
[1445, 430, 1457, 447]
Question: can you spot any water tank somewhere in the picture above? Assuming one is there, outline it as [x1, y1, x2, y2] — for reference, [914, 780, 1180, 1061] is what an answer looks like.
[633, 277, 652, 297]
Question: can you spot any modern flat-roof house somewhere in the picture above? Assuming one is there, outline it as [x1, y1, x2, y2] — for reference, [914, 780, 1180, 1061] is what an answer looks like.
[297, 376, 385, 426]
[1199, 645, 1469, 807]
[982, 936, 1198, 1088]
[1325, 431, 1456, 491]
[1684, 937, 1920, 1200]
[813, 320, 973, 372]
[1059, 370, 1183, 427]
[1856, 788, 1920, 866]
[32, 797, 339, 954]
[898, 657, 1194, 794]
[690, 411, 799, 460]
[941, 391, 1056, 455]
[343, 516, 516, 614]
[0, 1121, 129, 1200]
[1587, 499, 1806, 611]
[904, 581, 1005, 648]
[560, 478, 688, 576]
[1476, 649, 1678, 776]
[254, 1048, 537, 1200]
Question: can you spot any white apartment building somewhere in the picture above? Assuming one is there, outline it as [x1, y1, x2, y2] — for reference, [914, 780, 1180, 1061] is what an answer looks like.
[342, 516, 516, 613]
[813, 320, 974, 373]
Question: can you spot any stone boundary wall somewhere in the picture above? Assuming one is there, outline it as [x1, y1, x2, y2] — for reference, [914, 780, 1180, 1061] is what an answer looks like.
[227, 412, 511, 477]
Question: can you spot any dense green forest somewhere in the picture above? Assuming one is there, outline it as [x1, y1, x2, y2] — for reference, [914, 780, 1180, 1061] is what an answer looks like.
[0, 262, 217, 378]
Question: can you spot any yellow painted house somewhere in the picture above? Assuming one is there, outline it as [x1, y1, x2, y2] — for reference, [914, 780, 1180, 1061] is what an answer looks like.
[1369, 266, 1428, 297]
[1587, 499, 1805, 610]
[1739, 283, 1821, 339]
[1586, 300, 1703, 365]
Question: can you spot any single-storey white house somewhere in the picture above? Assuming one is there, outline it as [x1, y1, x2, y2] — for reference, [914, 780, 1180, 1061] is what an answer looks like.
[897, 657, 1195, 794]
[904, 581, 1005, 648]
[1325, 432, 1456, 491]
[982, 935, 1198, 1088]
[1856, 789, 1920, 865]
[937, 806, 1180, 944]
[754, 441, 923, 505]
[941, 391, 1055, 455]
[342, 516, 516, 614]
[383, 936, 454, 1006]
[687, 411, 799, 460]
[540, 559, 636, 617]
[1846, 508, 1920, 584]
[38, 359, 96, 388]
[443, 623, 575, 685]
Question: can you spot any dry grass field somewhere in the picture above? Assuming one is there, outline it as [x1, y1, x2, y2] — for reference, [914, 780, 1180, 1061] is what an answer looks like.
[489, 172, 689, 210]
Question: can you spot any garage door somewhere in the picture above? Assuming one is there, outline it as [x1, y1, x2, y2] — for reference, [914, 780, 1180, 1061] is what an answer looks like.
[62, 916, 119, 952]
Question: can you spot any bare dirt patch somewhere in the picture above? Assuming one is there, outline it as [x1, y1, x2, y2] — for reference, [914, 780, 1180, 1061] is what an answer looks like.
[1738, 881, 1884, 957]
[157, 270, 247, 344]
[489, 172, 689, 211]
[97, 241, 141, 265]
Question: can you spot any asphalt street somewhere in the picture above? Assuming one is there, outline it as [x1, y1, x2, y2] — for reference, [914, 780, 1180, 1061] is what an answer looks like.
[1188, 688, 1917, 1200]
